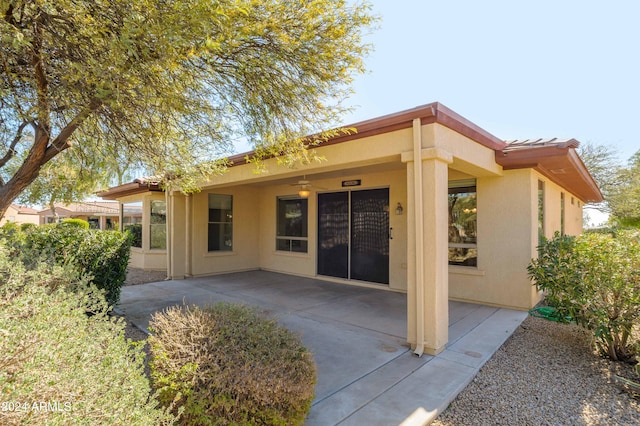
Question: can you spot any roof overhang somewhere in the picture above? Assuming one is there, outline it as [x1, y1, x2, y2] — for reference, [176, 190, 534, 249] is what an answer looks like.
[97, 179, 163, 200]
[496, 141, 603, 203]
[225, 102, 507, 166]
[97, 103, 603, 205]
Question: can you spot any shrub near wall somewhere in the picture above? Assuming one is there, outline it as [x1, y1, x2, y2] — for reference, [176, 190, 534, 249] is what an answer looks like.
[149, 303, 317, 425]
[0, 247, 175, 426]
[528, 231, 640, 361]
[0, 223, 132, 306]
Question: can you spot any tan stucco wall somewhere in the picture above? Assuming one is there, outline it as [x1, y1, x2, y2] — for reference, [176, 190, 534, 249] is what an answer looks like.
[448, 169, 585, 310]
[256, 168, 408, 291]
[189, 186, 260, 277]
[535, 171, 584, 237]
[424, 125, 503, 177]
[0, 206, 40, 226]
[448, 169, 535, 310]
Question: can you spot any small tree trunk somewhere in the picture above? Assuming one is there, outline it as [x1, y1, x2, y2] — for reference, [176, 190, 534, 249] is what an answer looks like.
[0, 129, 51, 218]
[49, 197, 58, 223]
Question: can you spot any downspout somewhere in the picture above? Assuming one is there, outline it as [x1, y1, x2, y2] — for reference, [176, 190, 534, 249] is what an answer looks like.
[413, 118, 425, 357]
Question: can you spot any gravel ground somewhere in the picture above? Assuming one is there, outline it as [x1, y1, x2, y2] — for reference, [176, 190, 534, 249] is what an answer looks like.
[433, 316, 639, 425]
[120, 269, 640, 425]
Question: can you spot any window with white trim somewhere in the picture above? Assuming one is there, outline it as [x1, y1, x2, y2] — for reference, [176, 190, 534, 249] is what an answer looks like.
[448, 179, 477, 267]
[276, 196, 308, 253]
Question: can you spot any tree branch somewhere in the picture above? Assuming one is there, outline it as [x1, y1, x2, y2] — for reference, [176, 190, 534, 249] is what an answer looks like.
[0, 120, 29, 169]
[32, 14, 51, 137]
[42, 99, 102, 164]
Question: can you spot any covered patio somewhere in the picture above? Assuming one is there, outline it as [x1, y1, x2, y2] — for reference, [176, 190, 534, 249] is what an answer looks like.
[116, 270, 527, 425]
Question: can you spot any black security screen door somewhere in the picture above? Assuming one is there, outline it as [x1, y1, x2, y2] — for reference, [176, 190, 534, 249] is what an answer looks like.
[351, 188, 389, 283]
[317, 192, 349, 279]
[317, 188, 389, 284]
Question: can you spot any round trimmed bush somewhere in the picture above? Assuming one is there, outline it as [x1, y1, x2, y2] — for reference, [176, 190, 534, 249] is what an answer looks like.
[149, 303, 317, 425]
[60, 218, 90, 229]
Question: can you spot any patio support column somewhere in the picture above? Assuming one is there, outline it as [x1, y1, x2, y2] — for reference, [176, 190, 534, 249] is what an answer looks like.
[118, 202, 124, 231]
[169, 192, 187, 279]
[402, 119, 452, 356]
[185, 194, 192, 277]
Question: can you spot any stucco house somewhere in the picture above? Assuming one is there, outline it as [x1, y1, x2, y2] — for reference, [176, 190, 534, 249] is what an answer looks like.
[0, 203, 40, 226]
[99, 102, 602, 355]
[38, 201, 120, 229]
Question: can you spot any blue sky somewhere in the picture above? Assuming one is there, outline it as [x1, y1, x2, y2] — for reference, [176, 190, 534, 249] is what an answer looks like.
[341, 0, 639, 162]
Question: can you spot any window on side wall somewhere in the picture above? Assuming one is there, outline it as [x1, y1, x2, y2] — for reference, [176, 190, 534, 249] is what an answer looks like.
[208, 194, 233, 252]
[276, 197, 308, 253]
[448, 179, 477, 267]
[150, 200, 167, 249]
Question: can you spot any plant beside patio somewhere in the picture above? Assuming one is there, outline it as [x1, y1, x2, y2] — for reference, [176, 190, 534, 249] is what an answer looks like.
[0, 246, 175, 425]
[148, 303, 317, 425]
[528, 230, 640, 395]
[0, 221, 132, 306]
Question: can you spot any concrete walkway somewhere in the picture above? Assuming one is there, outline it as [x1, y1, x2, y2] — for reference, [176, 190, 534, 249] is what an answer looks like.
[116, 270, 527, 425]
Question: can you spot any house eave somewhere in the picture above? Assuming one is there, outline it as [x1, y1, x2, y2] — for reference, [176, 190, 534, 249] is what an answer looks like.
[97, 181, 163, 200]
[496, 144, 603, 203]
[226, 102, 507, 167]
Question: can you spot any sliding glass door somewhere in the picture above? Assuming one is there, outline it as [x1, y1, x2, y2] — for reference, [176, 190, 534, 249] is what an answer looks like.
[317, 188, 389, 284]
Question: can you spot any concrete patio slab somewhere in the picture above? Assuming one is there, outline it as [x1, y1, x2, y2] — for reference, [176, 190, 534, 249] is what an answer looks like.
[115, 270, 527, 425]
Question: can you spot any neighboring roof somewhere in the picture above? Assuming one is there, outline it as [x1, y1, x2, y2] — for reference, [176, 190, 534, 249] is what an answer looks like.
[97, 102, 602, 203]
[10, 204, 39, 215]
[38, 201, 120, 216]
[496, 138, 603, 203]
[97, 177, 163, 200]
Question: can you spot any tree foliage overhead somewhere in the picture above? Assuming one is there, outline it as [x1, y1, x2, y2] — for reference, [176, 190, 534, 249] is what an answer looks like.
[0, 0, 374, 216]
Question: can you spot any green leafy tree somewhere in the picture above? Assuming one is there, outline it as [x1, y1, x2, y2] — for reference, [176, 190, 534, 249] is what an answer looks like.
[578, 142, 621, 213]
[608, 151, 640, 227]
[0, 0, 374, 217]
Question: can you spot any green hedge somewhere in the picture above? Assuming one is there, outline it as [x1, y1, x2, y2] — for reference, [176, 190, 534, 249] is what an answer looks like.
[0, 223, 132, 306]
[149, 303, 317, 425]
[0, 246, 176, 426]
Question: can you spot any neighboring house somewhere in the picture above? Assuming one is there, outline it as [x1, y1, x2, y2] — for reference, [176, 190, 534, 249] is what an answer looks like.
[0, 204, 40, 226]
[99, 102, 602, 355]
[38, 201, 121, 230]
